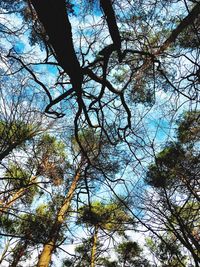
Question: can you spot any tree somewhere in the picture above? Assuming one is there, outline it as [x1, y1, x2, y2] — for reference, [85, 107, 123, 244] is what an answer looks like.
[0, 133, 67, 214]
[36, 129, 122, 267]
[116, 240, 151, 267]
[146, 236, 187, 267]
[0, 42, 50, 162]
[144, 111, 200, 266]
[0, 201, 67, 267]
[77, 201, 134, 267]
[0, 126, 124, 266]
[63, 238, 151, 267]
[0, 163, 38, 212]
[0, 78, 47, 162]
[0, 133, 70, 265]
[62, 237, 102, 267]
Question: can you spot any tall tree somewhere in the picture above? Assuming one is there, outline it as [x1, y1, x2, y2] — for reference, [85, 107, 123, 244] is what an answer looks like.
[144, 111, 200, 266]
[77, 201, 134, 267]
[36, 129, 120, 267]
[116, 240, 151, 267]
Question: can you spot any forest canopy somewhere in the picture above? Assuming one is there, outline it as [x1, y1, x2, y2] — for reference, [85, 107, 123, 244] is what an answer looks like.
[0, 0, 199, 266]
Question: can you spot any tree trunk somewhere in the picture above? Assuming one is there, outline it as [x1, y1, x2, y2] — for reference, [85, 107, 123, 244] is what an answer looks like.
[91, 225, 98, 267]
[0, 176, 37, 212]
[0, 142, 23, 162]
[37, 170, 81, 267]
[100, 0, 121, 59]
[31, 0, 82, 89]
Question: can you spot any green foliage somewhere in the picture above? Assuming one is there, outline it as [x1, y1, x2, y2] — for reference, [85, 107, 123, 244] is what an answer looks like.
[146, 111, 200, 188]
[177, 110, 200, 143]
[178, 16, 200, 48]
[5, 164, 31, 188]
[116, 240, 152, 267]
[98, 257, 118, 267]
[15, 213, 53, 244]
[13, 203, 64, 244]
[33, 134, 68, 185]
[72, 128, 100, 158]
[169, 201, 200, 238]
[117, 240, 141, 259]
[146, 236, 187, 267]
[0, 215, 18, 235]
[78, 201, 133, 234]
[0, 201, 66, 250]
[145, 111, 200, 264]
[8, 240, 30, 267]
[62, 238, 116, 267]
[62, 258, 73, 267]
[0, 120, 36, 149]
[146, 142, 185, 188]
[62, 238, 101, 267]
[36, 134, 66, 160]
[75, 238, 95, 266]
[64, 238, 151, 267]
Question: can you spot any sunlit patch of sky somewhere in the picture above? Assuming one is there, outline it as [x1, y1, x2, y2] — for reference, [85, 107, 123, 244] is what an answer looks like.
[13, 41, 25, 53]
[72, 0, 102, 17]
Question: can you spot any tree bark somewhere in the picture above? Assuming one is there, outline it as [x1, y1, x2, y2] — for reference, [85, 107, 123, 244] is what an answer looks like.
[31, 0, 82, 90]
[100, 0, 121, 60]
[37, 170, 81, 267]
[91, 225, 98, 267]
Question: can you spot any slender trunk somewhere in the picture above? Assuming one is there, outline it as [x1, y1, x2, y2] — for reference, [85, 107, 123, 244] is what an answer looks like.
[37, 171, 81, 267]
[0, 176, 37, 212]
[91, 225, 98, 267]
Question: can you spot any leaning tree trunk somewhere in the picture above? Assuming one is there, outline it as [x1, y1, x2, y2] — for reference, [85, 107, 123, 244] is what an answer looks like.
[91, 225, 98, 267]
[0, 176, 37, 212]
[37, 170, 81, 267]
